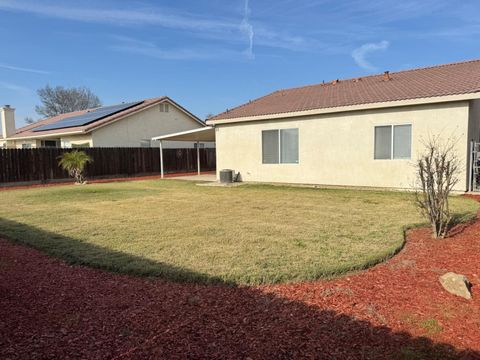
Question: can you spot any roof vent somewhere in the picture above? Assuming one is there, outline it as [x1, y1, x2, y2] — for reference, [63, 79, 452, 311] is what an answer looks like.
[384, 71, 391, 81]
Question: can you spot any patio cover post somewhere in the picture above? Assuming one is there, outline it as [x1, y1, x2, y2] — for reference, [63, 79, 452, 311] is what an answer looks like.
[159, 140, 164, 178]
[196, 141, 200, 175]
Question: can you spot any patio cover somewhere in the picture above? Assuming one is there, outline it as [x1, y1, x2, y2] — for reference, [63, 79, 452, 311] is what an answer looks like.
[151, 127, 215, 178]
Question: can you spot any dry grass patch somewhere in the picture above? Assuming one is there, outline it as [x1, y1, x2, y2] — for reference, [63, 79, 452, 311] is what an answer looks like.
[0, 180, 477, 284]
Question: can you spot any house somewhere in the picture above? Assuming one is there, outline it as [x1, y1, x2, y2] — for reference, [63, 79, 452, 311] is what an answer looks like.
[206, 59, 480, 192]
[0, 97, 213, 149]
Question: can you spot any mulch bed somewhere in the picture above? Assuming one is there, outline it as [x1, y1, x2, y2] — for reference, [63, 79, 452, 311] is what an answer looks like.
[1, 200, 479, 359]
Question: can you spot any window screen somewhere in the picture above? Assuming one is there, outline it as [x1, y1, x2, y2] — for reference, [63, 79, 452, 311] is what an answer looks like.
[280, 129, 299, 163]
[374, 126, 392, 159]
[262, 130, 279, 164]
[393, 125, 411, 159]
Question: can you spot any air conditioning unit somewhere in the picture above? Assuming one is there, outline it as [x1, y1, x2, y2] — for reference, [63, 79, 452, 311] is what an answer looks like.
[219, 169, 234, 184]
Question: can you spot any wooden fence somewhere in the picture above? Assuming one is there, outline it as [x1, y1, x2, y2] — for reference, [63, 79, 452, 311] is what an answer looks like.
[0, 147, 216, 184]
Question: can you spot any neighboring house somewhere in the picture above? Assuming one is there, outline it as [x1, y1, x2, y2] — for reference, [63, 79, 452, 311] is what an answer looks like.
[207, 59, 480, 192]
[0, 97, 213, 149]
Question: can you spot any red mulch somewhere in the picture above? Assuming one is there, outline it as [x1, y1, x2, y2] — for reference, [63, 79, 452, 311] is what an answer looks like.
[0, 171, 216, 191]
[1, 208, 479, 358]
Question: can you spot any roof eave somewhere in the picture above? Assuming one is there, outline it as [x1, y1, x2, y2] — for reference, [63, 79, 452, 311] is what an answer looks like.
[206, 93, 480, 125]
[5, 130, 86, 141]
[86, 97, 205, 133]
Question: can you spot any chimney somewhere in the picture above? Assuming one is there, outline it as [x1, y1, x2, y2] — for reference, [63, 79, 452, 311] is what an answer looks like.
[383, 71, 391, 81]
[1, 105, 15, 139]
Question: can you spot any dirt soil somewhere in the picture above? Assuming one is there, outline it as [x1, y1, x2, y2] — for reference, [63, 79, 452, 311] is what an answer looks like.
[1, 198, 479, 359]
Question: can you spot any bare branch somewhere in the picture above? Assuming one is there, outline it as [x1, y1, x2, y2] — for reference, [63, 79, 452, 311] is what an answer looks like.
[35, 85, 101, 118]
[414, 135, 460, 238]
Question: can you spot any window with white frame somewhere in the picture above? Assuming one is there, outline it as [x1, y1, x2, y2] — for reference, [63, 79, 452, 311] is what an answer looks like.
[22, 143, 32, 149]
[262, 128, 299, 164]
[374, 124, 411, 160]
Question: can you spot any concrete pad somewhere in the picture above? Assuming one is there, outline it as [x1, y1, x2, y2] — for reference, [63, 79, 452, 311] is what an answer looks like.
[167, 174, 217, 182]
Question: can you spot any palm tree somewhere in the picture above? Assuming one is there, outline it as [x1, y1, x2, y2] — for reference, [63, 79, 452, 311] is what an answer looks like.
[58, 150, 92, 184]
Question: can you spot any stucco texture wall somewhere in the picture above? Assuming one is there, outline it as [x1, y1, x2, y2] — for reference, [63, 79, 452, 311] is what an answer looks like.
[215, 101, 471, 191]
[8, 139, 41, 149]
[91, 103, 208, 148]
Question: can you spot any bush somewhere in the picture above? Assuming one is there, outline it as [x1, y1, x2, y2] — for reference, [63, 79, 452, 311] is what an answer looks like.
[58, 150, 92, 184]
[415, 137, 460, 238]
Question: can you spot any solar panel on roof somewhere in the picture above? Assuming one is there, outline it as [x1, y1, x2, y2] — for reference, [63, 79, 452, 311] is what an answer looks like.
[32, 101, 143, 132]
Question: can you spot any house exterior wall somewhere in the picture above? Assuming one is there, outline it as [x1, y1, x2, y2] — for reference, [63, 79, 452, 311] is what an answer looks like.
[215, 101, 471, 191]
[91, 103, 212, 149]
[6, 139, 41, 148]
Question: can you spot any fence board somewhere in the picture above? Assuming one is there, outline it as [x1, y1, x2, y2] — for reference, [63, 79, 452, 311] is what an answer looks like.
[0, 147, 216, 184]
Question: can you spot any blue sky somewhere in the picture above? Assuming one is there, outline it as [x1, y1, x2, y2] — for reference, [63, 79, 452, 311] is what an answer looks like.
[0, 0, 479, 126]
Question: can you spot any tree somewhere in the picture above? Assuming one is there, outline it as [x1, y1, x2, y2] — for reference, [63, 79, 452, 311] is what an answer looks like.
[24, 116, 35, 124]
[58, 150, 92, 184]
[35, 85, 101, 118]
[414, 136, 460, 239]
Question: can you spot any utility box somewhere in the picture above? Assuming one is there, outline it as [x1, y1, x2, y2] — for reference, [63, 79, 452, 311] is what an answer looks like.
[219, 169, 234, 183]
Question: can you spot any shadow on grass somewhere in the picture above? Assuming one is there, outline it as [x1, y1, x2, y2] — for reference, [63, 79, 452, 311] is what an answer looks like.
[0, 217, 230, 285]
[1, 218, 479, 359]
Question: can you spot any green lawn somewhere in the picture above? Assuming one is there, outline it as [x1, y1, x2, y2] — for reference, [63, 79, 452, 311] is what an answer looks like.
[0, 180, 477, 284]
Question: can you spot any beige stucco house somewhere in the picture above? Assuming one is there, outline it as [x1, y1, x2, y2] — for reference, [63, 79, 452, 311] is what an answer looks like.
[207, 60, 480, 192]
[0, 97, 212, 149]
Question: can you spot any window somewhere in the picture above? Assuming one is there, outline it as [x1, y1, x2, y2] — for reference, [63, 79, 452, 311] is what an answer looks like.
[71, 143, 90, 148]
[159, 103, 170, 112]
[374, 126, 392, 160]
[374, 124, 411, 160]
[41, 140, 59, 148]
[193, 143, 205, 149]
[22, 143, 32, 149]
[393, 125, 412, 159]
[262, 128, 299, 164]
[280, 129, 299, 163]
[262, 130, 280, 164]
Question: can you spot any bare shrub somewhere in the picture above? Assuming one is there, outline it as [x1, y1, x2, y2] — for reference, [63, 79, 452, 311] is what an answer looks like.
[415, 137, 460, 238]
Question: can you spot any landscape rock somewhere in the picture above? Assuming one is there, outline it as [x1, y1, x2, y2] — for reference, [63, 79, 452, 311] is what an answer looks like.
[439, 272, 472, 299]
